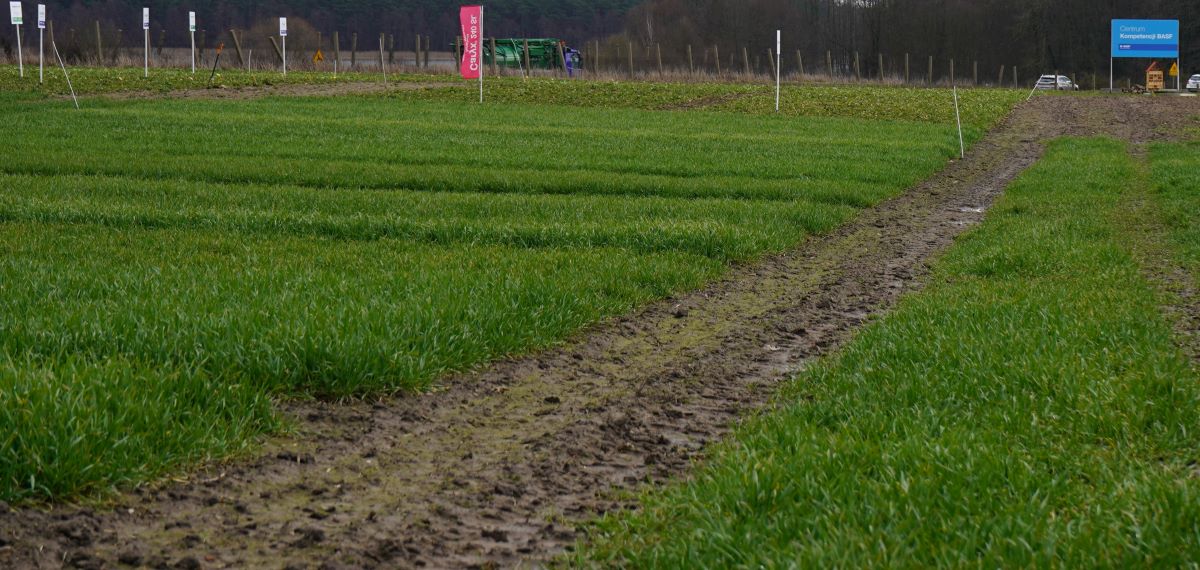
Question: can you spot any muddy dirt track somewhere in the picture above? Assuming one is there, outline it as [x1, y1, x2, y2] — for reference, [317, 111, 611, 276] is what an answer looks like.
[1, 94, 1196, 570]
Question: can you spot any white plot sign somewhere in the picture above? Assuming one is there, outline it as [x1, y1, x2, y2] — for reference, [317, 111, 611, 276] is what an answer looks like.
[188, 11, 196, 73]
[37, 2, 43, 83]
[10, 1, 21, 77]
[142, 7, 148, 30]
[279, 17, 287, 75]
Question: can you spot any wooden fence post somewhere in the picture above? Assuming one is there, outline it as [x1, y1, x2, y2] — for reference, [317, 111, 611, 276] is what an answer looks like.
[742, 46, 750, 75]
[853, 51, 860, 80]
[687, 44, 694, 75]
[454, 35, 461, 72]
[332, 31, 340, 70]
[714, 45, 721, 75]
[878, 53, 884, 81]
[490, 37, 497, 75]
[973, 60, 978, 85]
[229, 29, 245, 66]
[797, 51, 804, 76]
[1013, 66, 1018, 88]
[998, 65, 1005, 87]
[905, 53, 910, 82]
[627, 40, 634, 77]
[928, 55, 933, 84]
[950, 59, 956, 85]
[424, 36, 430, 67]
[827, 50, 833, 78]
[768, 48, 776, 78]
[94, 20, 102, 64]
[268, 36, 283, 63]
[112, 27, 122, 63]
[388, 34, 395, 64]
[351, 32, 358, 68]
[414, 34, 420, 68]
[656, 43, 663, 77]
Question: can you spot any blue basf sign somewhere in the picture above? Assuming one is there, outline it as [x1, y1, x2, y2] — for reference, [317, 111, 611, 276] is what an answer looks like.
[1112, 20, 1180, 58]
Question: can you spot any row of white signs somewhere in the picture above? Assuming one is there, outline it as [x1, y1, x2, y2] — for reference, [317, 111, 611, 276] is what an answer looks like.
[5, 3, 242, 34]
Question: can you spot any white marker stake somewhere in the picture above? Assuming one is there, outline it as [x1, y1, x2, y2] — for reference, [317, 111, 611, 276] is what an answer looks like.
[188, 12, 195, 74]
[51, 37, 76, 109]
[1025, 80, 1039, 102]
[10, 1, 22, 78]
[379, 35, 387, 85]
[953, 84, 964, 159]
[279, 17, 287, 75]
[142, 7, 148, 78]
[775, 29, 781, 112]
[36, 3, 43, 84]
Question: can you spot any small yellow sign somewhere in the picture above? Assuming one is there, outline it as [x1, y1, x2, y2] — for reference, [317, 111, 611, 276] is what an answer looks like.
[1169, 62, 1179, 77]
[312, 50, 325, 64]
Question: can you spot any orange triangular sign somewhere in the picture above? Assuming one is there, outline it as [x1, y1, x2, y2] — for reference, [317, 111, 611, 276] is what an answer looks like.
[1146, 61, 1160, 72]
[313, 50, 325, 64]
[1169, 62, 1179, 76]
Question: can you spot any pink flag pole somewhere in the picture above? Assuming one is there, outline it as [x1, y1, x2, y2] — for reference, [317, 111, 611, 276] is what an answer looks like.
[479, 7, 484, 103]
[459, 5, 484, 103]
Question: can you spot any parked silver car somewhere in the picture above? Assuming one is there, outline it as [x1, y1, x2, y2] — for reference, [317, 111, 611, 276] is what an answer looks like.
[1034, 75, 1079, 91]
[1188, 74, 1200, 92]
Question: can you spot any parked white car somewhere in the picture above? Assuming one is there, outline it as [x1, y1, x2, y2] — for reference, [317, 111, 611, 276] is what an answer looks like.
[1188, 74, 1200, 92]
[1034, 75, 1079, 91]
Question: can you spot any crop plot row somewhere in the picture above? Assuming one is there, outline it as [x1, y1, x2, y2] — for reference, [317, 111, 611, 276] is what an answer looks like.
[0, 87, 1018, 502]
[384, 79, 1024, 132]
[579, 137, 1200, 566]
[0, 67, 415, 96]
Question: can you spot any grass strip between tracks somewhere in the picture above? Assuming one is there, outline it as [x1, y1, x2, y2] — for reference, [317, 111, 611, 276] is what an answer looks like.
[578, 137, 1200, 567]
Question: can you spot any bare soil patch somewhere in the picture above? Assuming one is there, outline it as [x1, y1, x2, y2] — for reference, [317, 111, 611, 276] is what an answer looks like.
[87, 81, 458, 102]
[1, 95, 1188, 570]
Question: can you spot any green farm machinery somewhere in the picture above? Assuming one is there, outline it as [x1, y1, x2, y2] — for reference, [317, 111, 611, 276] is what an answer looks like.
[472, 38, 582, 73]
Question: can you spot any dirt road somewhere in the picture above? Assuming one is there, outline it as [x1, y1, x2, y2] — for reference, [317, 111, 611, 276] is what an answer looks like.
[1, 95, 1194, 570]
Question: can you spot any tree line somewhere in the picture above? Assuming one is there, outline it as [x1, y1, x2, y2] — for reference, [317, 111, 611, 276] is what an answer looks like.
[1, 0, 636, 56]
[622, 0, 1200, 84]
[4, 0, 1197, 85]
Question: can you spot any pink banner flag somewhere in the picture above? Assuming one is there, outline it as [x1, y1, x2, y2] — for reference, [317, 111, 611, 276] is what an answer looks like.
[460, 5, 483, 80]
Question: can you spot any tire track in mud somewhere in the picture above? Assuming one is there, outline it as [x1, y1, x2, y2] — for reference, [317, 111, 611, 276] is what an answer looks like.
[2, 97, 1076, 570]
